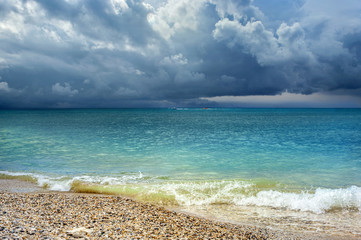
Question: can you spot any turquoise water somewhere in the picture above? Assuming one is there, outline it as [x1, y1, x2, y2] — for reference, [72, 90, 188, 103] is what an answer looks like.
[1, 108, 361, 213]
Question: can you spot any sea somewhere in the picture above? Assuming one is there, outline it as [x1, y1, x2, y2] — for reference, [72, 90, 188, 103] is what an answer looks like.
[1, 108, 361, 237]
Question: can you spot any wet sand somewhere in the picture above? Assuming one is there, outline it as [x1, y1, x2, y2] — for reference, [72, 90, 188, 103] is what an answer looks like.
[0, 180, 357, 239]
[0, 179, 45, 193]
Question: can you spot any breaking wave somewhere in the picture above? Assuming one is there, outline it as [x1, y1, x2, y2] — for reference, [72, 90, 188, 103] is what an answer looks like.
[1, 170, 360, 214]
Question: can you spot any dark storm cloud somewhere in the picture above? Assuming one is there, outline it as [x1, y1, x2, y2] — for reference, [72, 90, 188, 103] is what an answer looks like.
[0, 0, 360, 108]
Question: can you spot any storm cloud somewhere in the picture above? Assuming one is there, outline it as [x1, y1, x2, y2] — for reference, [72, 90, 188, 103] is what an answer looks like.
[0, 0, 360, 108]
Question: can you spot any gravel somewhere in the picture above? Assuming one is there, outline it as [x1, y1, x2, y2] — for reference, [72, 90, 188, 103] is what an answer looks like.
[0, 192, 278, 239]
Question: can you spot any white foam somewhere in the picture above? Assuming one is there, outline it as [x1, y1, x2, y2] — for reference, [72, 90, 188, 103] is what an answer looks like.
[72, 172, 144, 185]
[2, 170, 361, 213]
[0, 170, 38, 177]
[48, 181, 73, 191]
[0, 171, 74, 191]
[154, 180, 254, 205]
[143, 180, 361, 213]
[235, 186, 361, 214]
[0, 170, 145, 191]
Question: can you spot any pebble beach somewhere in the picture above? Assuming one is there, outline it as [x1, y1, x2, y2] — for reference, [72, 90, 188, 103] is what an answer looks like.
[0, 179, 277, 240]
[0, 180, 356, 239]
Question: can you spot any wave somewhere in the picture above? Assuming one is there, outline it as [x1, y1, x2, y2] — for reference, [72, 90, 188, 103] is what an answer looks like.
[1, 170, 360, 214]
[0, 170, 146, 191]
[147, 181, 361, 213]
[234, 187, 361, 214]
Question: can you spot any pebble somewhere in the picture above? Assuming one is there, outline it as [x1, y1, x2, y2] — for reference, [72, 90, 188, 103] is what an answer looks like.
[0, 192, 278, 239]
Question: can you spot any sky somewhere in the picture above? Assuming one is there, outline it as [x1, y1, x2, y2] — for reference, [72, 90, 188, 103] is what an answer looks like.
[0, 0, 361, 108]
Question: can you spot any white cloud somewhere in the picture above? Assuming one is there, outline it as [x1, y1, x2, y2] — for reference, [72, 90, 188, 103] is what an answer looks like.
[213, 19, 279, 65]
[0, 81, 22, 94]
[299, 0, 361, 60]
[147, 0, 263, 41]
[90, 40, 116, 50]
[0, 80, 23, 95]
[135, 69, 145, 75]
[110, 0, 129, 15]
[147, 0, 207, 40]
[0, 11, 25, 39]
[161, 53, 188, 65]
[213, 18, 314, 66]
[52, 82, 79, 96]
[210, 0, 262, 20]
[0, 58, 8, 69]
[0, 82, 11, 92]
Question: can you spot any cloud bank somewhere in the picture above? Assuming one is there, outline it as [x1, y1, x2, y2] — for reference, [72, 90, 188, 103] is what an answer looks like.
[0, 0, 360, 108]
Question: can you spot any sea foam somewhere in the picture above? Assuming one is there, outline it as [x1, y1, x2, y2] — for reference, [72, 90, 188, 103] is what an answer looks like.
[1, 170, 360, 214]
[0, 170, 144, 191]
[155, 181, 361, 213]
[234, 186, 361, 214]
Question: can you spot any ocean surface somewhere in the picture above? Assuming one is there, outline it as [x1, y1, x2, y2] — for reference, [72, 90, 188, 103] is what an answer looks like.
[1, 108, 361, 235]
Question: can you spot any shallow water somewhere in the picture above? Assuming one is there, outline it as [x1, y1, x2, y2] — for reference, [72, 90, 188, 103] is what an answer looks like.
[1, 108, 361, 236]
[176, 204, 361, 239]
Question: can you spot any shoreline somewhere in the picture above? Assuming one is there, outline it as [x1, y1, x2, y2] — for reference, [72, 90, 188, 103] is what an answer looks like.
[0, 179, 46, 193]
[0, 179, 275, 239]
[0, 179, 358, 239]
